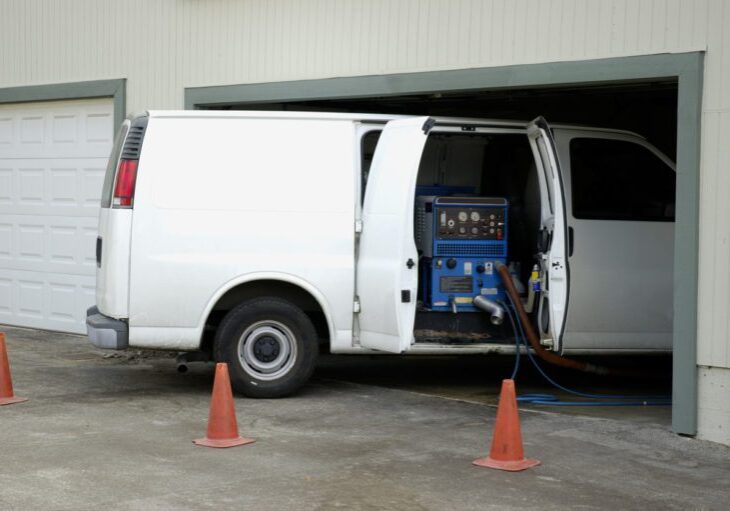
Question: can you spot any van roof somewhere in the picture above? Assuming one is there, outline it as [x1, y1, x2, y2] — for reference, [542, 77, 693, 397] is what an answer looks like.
[145, 110, 645, 139]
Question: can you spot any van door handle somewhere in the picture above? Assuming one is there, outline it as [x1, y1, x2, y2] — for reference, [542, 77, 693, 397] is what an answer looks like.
[406, 258, 415, 269]
[568, 227, 574, 257]
[96, 237, 102, 268]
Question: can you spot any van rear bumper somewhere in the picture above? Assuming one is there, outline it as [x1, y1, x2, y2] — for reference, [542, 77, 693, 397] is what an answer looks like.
[86, 306, 129, 350]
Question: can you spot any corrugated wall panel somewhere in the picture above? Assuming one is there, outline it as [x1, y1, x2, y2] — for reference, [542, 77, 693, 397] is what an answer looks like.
[0, 0, 729, 368]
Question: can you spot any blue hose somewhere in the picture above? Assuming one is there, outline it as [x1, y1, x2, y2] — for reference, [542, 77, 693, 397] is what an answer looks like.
[502, 292, 670, 407]
[500, 299, 520, 381]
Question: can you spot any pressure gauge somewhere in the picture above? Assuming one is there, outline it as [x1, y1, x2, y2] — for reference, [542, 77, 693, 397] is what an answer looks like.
[458, 211, 468, 222]
[470, 211, 481, 222]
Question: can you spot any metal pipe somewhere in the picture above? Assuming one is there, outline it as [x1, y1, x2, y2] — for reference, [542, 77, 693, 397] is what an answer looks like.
[473, 295, 505, 325]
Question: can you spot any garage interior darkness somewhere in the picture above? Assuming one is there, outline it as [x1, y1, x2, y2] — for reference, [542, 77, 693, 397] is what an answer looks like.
[202, 80, 679, 159]
[198, 79, 679, 414]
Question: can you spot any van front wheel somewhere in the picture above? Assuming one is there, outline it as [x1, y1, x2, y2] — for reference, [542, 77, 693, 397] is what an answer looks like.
[214, 297, 318, 398]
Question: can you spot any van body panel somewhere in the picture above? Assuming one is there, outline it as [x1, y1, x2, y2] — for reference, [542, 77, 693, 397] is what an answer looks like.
[95, 119, 133, 319]
[127, 116, 358, 349]
[554, 128, 674, 351]
[95, 208, 133, 318]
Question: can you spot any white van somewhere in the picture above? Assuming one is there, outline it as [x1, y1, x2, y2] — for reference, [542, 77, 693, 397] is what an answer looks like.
[87, 111, 675, 397]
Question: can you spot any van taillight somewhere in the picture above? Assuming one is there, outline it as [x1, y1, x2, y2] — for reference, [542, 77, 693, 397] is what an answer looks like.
[113, 159, 138, 207]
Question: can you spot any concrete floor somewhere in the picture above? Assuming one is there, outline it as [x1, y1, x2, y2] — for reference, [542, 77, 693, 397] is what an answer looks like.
[317, 353, 674, 425]
[1, 326, 729, 510]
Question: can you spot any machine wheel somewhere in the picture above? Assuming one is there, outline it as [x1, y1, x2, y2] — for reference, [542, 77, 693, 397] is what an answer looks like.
[214, 297, 318, 398]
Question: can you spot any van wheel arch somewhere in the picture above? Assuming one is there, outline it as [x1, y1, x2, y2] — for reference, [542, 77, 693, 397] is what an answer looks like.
[201, 279, 331, 356]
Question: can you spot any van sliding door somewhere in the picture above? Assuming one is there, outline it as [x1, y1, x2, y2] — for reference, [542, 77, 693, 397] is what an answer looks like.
[356, 117, 432, 353]
[526, 117, 570, 352]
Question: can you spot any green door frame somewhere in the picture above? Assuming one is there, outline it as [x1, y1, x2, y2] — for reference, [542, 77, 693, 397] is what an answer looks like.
[186, 52, 703, 436]
[0, 79, 126, 133]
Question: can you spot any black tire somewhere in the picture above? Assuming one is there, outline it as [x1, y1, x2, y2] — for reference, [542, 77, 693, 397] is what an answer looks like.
[214, 297, 318, 398]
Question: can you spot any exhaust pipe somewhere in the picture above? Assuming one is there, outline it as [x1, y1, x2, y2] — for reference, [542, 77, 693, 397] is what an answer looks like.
[473, 295, 505, 325]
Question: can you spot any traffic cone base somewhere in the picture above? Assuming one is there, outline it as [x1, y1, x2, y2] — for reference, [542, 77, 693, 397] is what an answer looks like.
[472, 456, 540, 472]
[473, 379, 540, 472]
[193, 436, 256, 448]
[0, 333, 27, 406]
[193, 363, 255, 449]
[0, 395, 28, 406]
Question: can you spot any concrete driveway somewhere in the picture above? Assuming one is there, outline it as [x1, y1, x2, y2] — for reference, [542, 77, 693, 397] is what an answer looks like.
[1, 326, 728, 510]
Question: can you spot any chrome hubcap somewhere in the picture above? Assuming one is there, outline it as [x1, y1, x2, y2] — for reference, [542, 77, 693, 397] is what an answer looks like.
[237, 320, 297, 381]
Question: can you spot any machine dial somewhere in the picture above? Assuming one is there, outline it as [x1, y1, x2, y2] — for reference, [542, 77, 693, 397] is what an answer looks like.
[470, 211, 481, 222]
[458, 211, 468, 222]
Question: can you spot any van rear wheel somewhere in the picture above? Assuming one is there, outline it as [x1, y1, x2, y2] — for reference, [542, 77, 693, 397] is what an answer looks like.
[214, 297, 318, 398]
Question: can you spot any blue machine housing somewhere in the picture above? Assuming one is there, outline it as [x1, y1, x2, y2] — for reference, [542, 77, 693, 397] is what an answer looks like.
[419, 196, 509, 312]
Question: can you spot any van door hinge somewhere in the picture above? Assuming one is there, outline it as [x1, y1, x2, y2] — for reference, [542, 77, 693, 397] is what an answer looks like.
[354, 220, 363, 233]
[353, 299, 361, 313]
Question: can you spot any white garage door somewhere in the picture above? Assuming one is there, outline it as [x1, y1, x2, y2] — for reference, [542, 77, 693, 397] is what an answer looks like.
[0, 98, 113, 334]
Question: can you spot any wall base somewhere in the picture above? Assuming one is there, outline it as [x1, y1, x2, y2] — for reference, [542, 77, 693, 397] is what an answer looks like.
[697, 366, 730, 446]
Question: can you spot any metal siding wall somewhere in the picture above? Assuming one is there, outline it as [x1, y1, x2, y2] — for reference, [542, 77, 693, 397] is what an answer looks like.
[0, 0, 728, 369]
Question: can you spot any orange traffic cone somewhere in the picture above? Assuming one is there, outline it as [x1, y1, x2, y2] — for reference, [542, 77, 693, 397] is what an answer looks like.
[473, 379, 539, 471]
[193, 363, 255, 448]
[0, 333, 28, 406]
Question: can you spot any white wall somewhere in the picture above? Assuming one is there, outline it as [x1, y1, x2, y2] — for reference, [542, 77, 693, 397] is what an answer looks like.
[0, 0, 728, 444]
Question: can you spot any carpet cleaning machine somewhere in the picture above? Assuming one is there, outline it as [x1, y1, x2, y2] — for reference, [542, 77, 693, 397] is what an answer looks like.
[415, 193, 509, 323]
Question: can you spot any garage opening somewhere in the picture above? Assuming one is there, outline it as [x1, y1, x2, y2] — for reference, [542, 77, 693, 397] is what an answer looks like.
[188, 59, 697, 435]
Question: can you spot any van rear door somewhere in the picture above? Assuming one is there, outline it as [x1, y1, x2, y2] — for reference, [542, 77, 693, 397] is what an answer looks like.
[95, 116, 146, 319]
[356, 117, 431, 353]
[526, 117, 570, 352]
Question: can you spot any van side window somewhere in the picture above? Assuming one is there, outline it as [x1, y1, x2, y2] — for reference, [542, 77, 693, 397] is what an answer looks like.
[360, 130, 382, 202]
[569, 138, 675, 222]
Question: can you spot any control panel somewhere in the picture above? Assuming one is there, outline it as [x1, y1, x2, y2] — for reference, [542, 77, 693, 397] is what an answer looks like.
[435, 200, 506, 241]
[416, 196, 508, 312]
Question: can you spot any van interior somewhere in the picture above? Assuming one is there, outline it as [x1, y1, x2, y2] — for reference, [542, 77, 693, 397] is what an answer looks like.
[362, 130, 538, 346]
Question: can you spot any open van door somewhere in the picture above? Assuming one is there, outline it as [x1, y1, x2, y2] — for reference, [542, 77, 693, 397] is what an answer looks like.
[356, 117, 432, 352]
[526, 117, 570, 352]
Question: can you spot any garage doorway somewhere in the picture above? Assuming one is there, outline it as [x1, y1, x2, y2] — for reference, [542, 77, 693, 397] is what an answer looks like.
[185, 53, 703, 436]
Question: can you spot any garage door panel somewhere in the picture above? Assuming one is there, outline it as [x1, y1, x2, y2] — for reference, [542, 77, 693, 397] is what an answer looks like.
[0, 100, 113, 159]
[0, 98, 112, 334]
[0, 269, 96, 333]
[0, 167, 10, 203]
[0, 277, 10, 318]
[0, 215, 99, 275]
[0, 158, 107, 215]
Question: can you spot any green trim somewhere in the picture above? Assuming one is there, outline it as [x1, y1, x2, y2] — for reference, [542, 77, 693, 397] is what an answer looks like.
[672, 54, 703, 436]
[186, 52, 703, 436]
[185, 54, 686, 109]
[0, 79, 126, 133]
